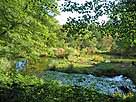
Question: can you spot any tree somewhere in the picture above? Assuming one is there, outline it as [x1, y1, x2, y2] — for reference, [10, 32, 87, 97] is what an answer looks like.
[61, 0, 136, 51]
[0, 0, 61, 58]
[61, 0, 109, 49]
[0, 0, 59, 35]
[105, 0, 136, 50]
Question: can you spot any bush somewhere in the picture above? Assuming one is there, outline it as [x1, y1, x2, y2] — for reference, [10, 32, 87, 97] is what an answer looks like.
[54, 48, 66, 58]
[92, 55, 104, 62]
[0, 57, 12, 71]
[81, 47, 96, 55]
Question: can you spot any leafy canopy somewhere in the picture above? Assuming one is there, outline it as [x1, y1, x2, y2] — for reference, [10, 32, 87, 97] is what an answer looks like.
[61, 0, 136, 49]
[0, 0, 62, 58]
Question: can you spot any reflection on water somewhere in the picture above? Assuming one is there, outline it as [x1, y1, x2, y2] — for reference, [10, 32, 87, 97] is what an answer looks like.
[23, 54, 136, 75]
[26, 57, 50, 74]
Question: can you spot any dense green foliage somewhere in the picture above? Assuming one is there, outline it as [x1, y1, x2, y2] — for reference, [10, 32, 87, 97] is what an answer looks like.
[0, 0, 62, 59]
[1, 0, 135, 58]
[105, 0, 136, 49]
[61, 0, 136, 52]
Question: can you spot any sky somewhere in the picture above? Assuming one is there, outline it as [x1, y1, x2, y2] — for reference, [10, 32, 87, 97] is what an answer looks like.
[55, 0, 109, 25]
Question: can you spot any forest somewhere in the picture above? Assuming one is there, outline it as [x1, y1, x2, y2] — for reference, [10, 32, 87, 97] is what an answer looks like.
[0, 0, 136, 102]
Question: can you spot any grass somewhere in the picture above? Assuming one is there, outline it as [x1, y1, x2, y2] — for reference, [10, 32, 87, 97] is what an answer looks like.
[110, 58, 136, 63]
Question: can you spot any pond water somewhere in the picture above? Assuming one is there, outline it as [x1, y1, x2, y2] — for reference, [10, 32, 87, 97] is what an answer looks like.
[43, 71, 136, 96]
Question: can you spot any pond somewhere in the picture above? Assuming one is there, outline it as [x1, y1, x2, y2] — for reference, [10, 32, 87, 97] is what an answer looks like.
[43, 71, 136, 96]
[15, 55, 136, 96]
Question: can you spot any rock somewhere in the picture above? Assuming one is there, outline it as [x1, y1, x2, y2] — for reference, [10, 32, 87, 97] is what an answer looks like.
[16, 60, 28, 71]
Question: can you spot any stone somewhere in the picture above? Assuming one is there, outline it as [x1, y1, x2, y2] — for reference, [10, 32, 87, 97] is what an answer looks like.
[16, 60, 27, 71]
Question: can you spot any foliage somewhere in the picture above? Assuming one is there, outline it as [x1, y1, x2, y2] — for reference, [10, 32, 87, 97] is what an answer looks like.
[61, 0, 136, 52]
[1, 67, 135, 102]
[98, 35, 115, 51]
[99, 0, 136, 51]
[0, 0, 62, 59]
[62, 22, 101, 50]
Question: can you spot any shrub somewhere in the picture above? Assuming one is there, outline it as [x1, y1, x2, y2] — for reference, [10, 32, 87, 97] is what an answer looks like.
[0, 57, 12, 71]
[66, 47, 80, 56]
[92, 55, 104, 62]
[53, 48, 66, 58]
